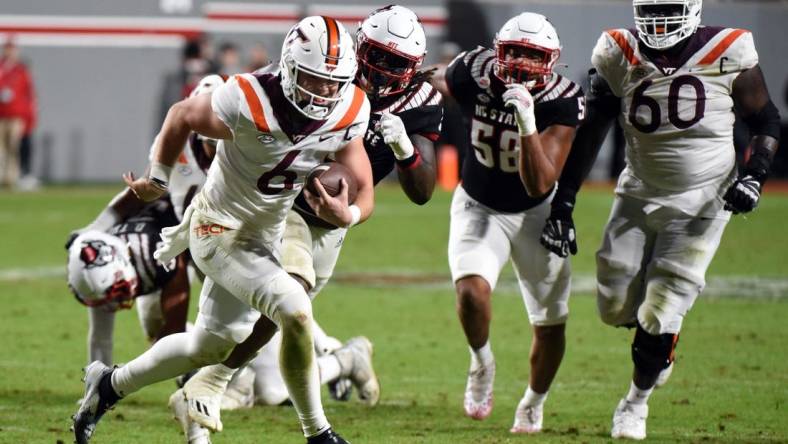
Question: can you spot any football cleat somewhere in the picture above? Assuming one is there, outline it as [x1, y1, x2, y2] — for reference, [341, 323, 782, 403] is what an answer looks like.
[306, 427, 349, 444]
[463, 360, 495, 420]
[611, 399, 648, 440]
[72, 361, 118, 444]
[220, 366, 255, 411]
[183, 372, 226, 433]
[654, 362, 674, 388]
[510, 401, 543, 434]
[169, 389, 212, 444]
[334, 337, 380, 406]
[328, 378, 353, 402]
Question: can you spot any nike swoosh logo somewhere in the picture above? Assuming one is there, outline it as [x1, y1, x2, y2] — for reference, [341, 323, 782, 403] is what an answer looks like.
[319, 134, 333, 142]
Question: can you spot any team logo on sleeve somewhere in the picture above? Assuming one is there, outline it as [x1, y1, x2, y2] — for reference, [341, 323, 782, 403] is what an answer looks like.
[79, 240, 116, 268]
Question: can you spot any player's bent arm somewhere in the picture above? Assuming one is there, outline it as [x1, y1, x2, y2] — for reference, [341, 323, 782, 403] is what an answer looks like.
[124, 94, 231, 201]
[427, 64, 452, 100]
[518, 124, 576, 197]
[155, 254, 190, 341]
[731, 65, 781, 182]
[335, 136, 375, 224]
[551, 69, 621, 214]
[396, 134, 436, 205]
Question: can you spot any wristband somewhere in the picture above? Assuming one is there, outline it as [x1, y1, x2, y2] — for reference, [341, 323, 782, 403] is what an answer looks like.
[348, 204, 362, 227]
[392, 136, 415, 160]
[519, 116, 537, 137]
[396, 151, 422, 170]
[149, 162, 173, 189]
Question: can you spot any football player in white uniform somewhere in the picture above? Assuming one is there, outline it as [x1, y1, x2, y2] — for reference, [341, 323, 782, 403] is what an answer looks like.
[546, 0, 780, 439]
[431, 13, 585, 433]
[174, 6, 442, 441]
[72, 16, 374, 444]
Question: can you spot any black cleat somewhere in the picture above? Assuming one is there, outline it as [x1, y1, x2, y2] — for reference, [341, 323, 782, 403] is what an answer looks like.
[306, 428, 350, 444]
[72, 361, 119, 444]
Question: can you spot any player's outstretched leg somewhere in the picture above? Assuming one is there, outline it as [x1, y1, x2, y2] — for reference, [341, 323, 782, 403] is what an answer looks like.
[72, 361, 121, 444]
[169, 388, 212, 444]
[455, 276, 495, 420]
[511, 323, 566, 434]
[332, 336, 380, 406]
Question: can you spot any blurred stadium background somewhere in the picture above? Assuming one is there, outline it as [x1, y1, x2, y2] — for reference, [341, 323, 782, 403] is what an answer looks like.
[0, 1, 787, 443]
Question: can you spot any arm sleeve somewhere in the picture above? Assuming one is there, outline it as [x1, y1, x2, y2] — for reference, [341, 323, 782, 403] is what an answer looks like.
[445, 51, 475, 105]
[552, 69, 621, 217]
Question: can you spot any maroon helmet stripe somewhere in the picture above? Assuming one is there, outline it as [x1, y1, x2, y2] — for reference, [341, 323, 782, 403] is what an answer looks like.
[322, 16, 340, 66]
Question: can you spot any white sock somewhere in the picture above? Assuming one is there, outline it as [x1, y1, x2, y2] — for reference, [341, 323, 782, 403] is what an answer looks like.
[111, 328, 233, 397]
[470, 342, 494, 370]
[278, 318, 328, 437]
[317, 355, 342, 384]
[625, 381, 653, 405]
[522, 386, 548, 407]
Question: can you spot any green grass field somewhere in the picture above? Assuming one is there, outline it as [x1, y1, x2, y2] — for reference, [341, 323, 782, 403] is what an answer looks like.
[1, 185, 787, 443]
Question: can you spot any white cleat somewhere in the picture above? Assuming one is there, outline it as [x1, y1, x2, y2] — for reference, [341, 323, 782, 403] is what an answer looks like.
[463, 360, 495, 420]
[335, 337, 380, 406]
[183, 372, 226, 432]
[654, 362, 674, 388]
[221, 366, 255, 411]
[611, 399, 648, 440]
[169, 389, 212, 444]
[510, 401, 543, 434]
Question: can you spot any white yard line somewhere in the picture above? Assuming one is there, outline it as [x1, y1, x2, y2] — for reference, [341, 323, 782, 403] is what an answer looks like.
[1, 265, 786, 299]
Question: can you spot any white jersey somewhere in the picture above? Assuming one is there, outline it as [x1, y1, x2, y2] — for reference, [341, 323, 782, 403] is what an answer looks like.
[194, 70, 370, 244]
[592, 27, 758, 216]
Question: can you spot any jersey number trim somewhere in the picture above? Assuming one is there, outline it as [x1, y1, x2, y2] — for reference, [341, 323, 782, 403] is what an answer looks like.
[257, 150, 301, 195]
[471, 119, 519, 173]
[628, 75, 706, 133]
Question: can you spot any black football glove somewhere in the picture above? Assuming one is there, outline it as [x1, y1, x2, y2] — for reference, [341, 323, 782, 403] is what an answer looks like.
[723, 174, 762, 214]
[540, 216, 577, 258]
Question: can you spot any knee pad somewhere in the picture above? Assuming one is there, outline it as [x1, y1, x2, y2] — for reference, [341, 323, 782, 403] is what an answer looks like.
[631, 323, 679, 377]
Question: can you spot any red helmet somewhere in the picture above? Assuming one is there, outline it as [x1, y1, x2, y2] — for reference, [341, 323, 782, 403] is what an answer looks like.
[493, 13, 561, 89]
[356, 5, 426, 97]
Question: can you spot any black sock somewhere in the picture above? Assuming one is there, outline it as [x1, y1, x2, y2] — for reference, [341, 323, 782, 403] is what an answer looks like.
[98, 372, 121, 407]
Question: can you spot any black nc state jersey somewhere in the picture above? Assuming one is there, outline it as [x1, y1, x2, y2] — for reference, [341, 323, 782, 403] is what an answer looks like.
[293, 80, 443, 226]
[446, 47, 585, 213]
[107, 199, 179, 296]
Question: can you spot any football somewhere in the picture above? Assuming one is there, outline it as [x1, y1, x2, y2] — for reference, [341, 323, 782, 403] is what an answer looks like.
[305, 162, 359, 204]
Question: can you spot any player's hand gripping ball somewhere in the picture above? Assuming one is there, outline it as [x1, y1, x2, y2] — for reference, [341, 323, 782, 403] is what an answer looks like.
[305, 162, 359, 203]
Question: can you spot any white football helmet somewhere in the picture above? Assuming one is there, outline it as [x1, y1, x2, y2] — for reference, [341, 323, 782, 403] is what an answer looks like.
[67, 230, 138, 310]
[280, 16, 357, 120]
[634, 0, 702, 50]
[356, 5, 426, 97]
[493, 12, 561, 89]
[189, 74, 226, 98]
[189, 74, 226, 150]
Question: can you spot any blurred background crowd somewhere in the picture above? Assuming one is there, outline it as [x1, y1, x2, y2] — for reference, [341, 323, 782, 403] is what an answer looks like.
[1, 0, 787, 191]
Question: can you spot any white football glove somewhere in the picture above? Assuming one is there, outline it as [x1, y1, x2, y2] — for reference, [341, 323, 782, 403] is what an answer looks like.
[378, 113, 414, 160]
[503, 84, 537, 136]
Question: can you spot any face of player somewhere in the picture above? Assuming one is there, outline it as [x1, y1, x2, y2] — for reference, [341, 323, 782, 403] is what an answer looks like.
[295, 71, 341, 105]
[357, 42, 414, 95]
[497, 44, 553, 87]
[503, 45, 547, 66]
[636, 4, 685, 35]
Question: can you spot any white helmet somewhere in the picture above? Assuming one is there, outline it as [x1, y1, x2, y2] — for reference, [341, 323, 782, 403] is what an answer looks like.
[189, 74, 226, 98]
[356, 5, 427, 97]
[189, 74, 227, 150]
[633, 0, 702, 50]
[280, 16, 357, 120]
[67, 230, 138, 310]
[493, 12, 561, 89]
